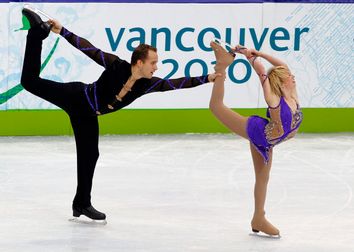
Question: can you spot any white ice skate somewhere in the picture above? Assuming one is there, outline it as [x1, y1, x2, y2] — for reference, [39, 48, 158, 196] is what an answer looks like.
[212, 38, 247, 57]
[212, 38, 235, 57]
[249, 229, 281, 239]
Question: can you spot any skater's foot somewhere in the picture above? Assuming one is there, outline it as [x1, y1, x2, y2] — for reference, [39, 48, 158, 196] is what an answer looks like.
[251, 215, 280, 237]
[210, 41, 235, 72]
[22, 7, 52, 38]
[72, 205, 106, 220]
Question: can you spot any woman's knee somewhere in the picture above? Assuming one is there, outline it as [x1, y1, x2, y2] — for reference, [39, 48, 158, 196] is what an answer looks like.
[255, 173, 270, 184]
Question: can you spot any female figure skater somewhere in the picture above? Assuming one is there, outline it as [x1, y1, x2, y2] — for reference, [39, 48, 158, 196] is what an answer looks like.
[209, 41, 303, 237]
[21, 7, 220, 223]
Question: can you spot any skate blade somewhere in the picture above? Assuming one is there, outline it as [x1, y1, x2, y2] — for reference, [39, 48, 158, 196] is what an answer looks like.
[212, 38, 236, 57]
[68, 216, 107, 226]
[23, 4, 53, 20]
[249, 231, 281, 239]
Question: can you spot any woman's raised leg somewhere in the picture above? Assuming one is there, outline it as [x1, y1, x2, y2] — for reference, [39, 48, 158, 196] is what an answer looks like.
[209, 42, 249, 139]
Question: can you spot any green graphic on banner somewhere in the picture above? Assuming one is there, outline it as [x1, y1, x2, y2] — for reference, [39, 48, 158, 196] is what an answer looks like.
[0, 15, 60, 105]
[14, 15, 31, 31]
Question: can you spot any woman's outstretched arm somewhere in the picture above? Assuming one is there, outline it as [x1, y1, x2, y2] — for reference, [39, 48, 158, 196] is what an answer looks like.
[236, 47, 280, 106]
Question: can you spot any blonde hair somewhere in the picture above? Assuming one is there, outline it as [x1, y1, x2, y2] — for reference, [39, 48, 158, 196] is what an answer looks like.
[267, 66, 290, 97]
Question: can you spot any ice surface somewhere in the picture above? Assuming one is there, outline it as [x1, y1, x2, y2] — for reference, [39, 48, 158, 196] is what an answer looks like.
[0, 134, 353, 251]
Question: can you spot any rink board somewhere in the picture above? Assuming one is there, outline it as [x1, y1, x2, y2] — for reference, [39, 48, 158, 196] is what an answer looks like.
[1, 108, 353, 135]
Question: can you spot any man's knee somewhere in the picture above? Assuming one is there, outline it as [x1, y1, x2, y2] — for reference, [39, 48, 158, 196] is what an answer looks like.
[93, 150, 99, 161]
[20, 73, 32, 90]
[87, 148, 99, 163]
[20, 74, 39, 91]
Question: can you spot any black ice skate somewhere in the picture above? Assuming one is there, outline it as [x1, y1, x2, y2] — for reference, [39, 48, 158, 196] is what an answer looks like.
[69, 205, 107, 225]
[22, 5, 52, 35]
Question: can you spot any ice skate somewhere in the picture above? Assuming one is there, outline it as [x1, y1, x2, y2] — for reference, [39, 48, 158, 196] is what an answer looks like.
[210, 39, 235, 71]
[212, 38, 236, 57]
[22, 4, 52, 34]
[69, 216, 107, 225]
[23, 4, 53, 20]
[69, 205, 107, 225]
[250, 217, 281, 239]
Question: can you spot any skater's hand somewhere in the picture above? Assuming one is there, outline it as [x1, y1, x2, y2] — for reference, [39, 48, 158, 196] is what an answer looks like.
[233, 45, 247, 54]
[245, 48, 261, 59]
[208, 72, 225, 82]
[49, 19, 62, 34]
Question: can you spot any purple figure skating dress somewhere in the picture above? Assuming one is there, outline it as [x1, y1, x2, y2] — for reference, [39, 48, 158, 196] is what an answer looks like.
[247, 96, 303, 163]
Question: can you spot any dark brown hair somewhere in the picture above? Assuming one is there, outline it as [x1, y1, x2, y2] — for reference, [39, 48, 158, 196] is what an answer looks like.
[131, 44, 157, 66]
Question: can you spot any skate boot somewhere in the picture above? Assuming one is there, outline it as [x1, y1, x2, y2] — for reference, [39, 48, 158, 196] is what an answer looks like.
[250, 216, 280, 239]
[213, 38, 236, 57]
[22, 6, 52, 37]
[69, 205, 107, 225]
[210, 39, 235, 72]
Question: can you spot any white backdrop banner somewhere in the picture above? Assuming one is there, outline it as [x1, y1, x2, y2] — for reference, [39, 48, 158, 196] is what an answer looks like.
[1, 3, 353, 109]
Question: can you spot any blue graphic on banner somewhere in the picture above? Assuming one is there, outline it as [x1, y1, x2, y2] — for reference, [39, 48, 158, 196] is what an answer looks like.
[282, 4, 354, 107]
[0, 2, 353, 110]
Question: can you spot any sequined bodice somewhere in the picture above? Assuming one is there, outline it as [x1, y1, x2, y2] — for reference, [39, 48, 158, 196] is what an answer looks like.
[265, 96, 303, 145]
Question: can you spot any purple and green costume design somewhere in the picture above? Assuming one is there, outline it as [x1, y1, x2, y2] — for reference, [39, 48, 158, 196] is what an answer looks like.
[247, 96, 303, 163]
[60, 27, 208, 116]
